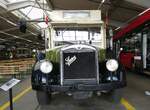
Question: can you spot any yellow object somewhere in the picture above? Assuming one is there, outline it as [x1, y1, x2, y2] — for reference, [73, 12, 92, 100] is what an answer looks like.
[0, 87, 31, 110]
[121, 98, 136, 110]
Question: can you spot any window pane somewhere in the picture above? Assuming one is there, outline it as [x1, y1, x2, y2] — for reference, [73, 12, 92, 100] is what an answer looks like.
[63, 31, 75, 41]
[63, 12, 90, 19]
[76, 31, 88, 40]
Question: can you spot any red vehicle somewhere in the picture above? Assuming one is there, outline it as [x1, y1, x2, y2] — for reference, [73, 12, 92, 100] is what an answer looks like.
[119, 52, 134, 69]
[113, 8, 150, 74]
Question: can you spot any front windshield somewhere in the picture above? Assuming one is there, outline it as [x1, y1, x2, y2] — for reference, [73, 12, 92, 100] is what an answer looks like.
[54, 28, 102, 46]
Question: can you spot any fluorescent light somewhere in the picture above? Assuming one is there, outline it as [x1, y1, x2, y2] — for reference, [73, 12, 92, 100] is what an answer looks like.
[101, 0, 105, 3]
[6, 20, 17, 26]
[138, 8, 150, 16]
[0, 16, 17, 26]
[115, 27, 120, 30]
[0, 38, 6, 41]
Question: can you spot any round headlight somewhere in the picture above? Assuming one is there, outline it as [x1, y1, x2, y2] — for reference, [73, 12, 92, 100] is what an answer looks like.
[106, 59, 119, 72]
[40, 61, 53, 74]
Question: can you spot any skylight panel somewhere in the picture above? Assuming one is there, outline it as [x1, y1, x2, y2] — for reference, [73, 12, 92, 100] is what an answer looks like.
[7, 0, 27, 3]
[20, 7, 44, 20]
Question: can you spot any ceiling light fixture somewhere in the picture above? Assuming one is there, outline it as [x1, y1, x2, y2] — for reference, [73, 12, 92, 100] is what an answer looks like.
[101, 0, 105, 3]
[98, 0, 106, 9]
[115, 27, 120, 30]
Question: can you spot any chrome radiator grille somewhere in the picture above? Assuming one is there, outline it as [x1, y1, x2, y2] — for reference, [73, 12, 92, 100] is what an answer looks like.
[60, 45, 99, 85]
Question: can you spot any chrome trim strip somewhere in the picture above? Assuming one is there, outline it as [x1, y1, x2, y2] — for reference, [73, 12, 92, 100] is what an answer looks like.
[64, 78, 97, 80]
[60, 50, 64, 85]
[61, 44, 96, 51]
[95, 49, 99, 84]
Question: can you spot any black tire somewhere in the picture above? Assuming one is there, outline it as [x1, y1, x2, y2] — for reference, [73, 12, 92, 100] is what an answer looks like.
[36, 91, 52, 105]
[109, 89, 122, 103]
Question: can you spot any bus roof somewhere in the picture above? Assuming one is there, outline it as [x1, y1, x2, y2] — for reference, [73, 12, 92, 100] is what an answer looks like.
[113, 8, 150, 41]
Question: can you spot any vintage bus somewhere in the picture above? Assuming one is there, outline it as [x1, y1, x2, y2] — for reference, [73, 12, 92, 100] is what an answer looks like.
[31, 10, 126, 105]
[113, 8, 150, 75]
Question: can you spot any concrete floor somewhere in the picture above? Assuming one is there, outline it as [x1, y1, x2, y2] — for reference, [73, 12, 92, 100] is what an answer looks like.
[0, 72, 150, 110]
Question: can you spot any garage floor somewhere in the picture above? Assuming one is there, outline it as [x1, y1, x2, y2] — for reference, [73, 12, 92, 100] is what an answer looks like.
[0, 72, 150, 110]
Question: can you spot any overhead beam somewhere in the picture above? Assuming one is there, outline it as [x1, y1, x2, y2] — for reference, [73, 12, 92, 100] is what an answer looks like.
[35, 0, 51, 16]
[7, 0, 34, 11]
[0, 38, 6, 41]
[7, 0, 50, 11]
[0, 31, 32, 42]
[109, 19, 124, 27]
[0, 27, 18, 32]
[0, 0, 7, 9]
[46, 0, 54, 10]
[125, 0, 150, 8]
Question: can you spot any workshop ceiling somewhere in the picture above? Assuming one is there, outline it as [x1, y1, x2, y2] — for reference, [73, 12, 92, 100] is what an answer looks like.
[49, 0, 99, 10]
[0, 0, 149, 49]
[47, 0, 147, 27]
[0, 10, 44, 49]
[0, 0, 46, 49]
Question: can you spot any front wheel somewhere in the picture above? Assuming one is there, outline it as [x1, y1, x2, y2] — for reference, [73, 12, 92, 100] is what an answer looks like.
[108, 89, 123, 103]
[36, 91, 52, 105]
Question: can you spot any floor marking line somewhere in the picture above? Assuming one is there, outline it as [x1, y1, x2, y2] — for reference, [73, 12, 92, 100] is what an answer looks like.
[121, 98, 136, 110]
[0, 86, 32, 110]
